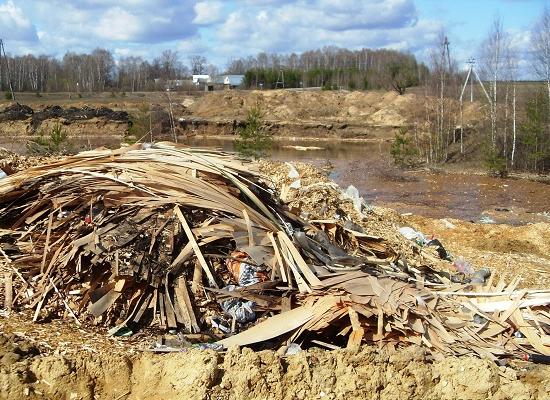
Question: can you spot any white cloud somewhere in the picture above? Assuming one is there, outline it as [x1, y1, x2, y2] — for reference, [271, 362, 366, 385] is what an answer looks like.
[213, 0, 437, 61]
[0, 0, 38, 42]
[95, 8, 142, 41]
[178, 35, 209, 53]
[193, 1, 223, 25]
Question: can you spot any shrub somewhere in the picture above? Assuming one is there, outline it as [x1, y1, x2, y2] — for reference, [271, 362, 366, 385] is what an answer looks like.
[4, 92, 13, 100]
[484, 147, 508, 177]
[390, 128, 419, 168]
[128, 102, 151, 142]
[27, 123, 70, 155]
[234, 105, 272, 159]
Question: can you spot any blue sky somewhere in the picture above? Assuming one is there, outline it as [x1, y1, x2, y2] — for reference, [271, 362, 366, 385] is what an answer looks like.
[0, 0, 546, 75]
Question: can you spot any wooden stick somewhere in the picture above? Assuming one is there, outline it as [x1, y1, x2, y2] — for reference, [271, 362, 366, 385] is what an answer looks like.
[243, 209, 254, 247]
[192, 259, 203, 295]
[40, 213, 54, 273]
[4, 272, 12, 310]
[33, 281, 53, 322]
[174, 206, 218, 288]
[50, 278, 81, 326]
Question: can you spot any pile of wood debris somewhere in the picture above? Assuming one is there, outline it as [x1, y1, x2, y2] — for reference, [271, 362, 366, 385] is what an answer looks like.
[0, 142, 548, 360]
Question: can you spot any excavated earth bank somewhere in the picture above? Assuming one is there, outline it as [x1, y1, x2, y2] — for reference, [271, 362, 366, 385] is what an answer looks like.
[1, 332, 549, 400]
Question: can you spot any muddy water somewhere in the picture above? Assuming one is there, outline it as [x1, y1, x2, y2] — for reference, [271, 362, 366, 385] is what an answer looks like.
[186, 137, 550, 225]
[2, 135, 549, 225]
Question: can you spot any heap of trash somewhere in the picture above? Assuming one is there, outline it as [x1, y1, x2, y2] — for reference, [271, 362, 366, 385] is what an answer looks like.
[0, 142, 549, 360]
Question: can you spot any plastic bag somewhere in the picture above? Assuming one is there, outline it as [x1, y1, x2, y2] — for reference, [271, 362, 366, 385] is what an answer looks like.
[398, 227, 427, 245]
[220, 285, 256, 324]
[226, 251, 268, 286]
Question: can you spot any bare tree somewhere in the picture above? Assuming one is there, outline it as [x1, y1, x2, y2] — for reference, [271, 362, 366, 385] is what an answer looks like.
[479, 16, 506, 150]
[189, 55, 207, 75]
[532, 7, 550, 117]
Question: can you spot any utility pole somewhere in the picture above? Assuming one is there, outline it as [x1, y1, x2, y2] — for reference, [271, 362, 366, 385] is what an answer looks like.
[0, 39, 17, 102]
[458, 57, 492, 153]
[275, 70, 285, 89]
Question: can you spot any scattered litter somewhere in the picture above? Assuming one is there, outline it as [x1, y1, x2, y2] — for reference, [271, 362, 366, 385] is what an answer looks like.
[479, 216, 496, 224]
[425, 238, 451, 260]
[286, 162, 300, 179]
[0, 169, 6, 180]
[398, 227, 426, 245]
[343, 185, 364, 214]
[284, 343, 302, 355]
[440, 219, 456, 229]
[226, 251, 268, 286]
[453, 256, 475, 275]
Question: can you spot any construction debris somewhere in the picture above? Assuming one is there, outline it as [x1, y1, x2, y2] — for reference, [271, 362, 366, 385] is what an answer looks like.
[0, 142, 548, 361]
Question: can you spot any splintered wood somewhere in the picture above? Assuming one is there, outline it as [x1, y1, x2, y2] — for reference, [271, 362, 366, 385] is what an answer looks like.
[0, 142, 548, 360]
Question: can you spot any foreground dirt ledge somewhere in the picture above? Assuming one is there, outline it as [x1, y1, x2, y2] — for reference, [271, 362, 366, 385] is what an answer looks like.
[0, 332, 549, 400]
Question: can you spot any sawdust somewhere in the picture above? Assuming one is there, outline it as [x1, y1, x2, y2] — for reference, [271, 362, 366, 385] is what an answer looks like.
[0, 331, 548, 400]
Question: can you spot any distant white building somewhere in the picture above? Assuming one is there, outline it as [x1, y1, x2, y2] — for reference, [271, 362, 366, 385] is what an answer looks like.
[192, 74, 211, 85]
[213, 74, 245, 88]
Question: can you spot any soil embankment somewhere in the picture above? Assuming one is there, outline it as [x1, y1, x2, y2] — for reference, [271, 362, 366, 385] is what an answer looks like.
[0, 330, 548, 400]
[178, 89, 482, 140]
[0, 103, 129, 140]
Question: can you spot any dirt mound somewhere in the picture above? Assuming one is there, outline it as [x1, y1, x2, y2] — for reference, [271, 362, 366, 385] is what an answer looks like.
[30, 105, 129, 129]
[0, 104, 129, 138]
[0, 331, 548, 400]
[0, 104, 33, 122]
[188, 90, 481, 131]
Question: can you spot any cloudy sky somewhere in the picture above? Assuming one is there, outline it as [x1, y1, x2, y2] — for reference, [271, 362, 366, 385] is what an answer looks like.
[0, 0, 545, 74]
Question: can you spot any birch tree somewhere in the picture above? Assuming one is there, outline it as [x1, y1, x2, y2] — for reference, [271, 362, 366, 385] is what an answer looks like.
[532, 7, 550, 114]
[479, 17, 506, 150]
[505, 45, 519, 167]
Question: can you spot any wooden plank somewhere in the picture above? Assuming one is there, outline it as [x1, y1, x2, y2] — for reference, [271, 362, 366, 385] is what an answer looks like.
[279, 241, 310, 293]
[174, 277, 199, 333]
[217, 305, 317, 347]
[163, 285, 178, 329]
[243, 209, 254, 247]
[133, 292, 152, 324]
[4, 272, 12, 310]
[174, 206, 218, 288]
[88, 289, 122, 317]
[278, 231, 322, 286]
[192, 260, 203, 295]
[40, 213, 54, 273]
[268, 232, 287, 282]
[347, 307, 364, 349]
[512, 309, 550, 356]
[158, 292, 166, 329]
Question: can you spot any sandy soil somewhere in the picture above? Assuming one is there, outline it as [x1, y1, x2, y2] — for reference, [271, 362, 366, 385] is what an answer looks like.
[0, 326, 549, 400]
[187, 89, 482, 129]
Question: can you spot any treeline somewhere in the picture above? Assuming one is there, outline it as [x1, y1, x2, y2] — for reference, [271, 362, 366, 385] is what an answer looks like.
[230, 48, 428, 91]
[0, 45, 428, 94]
[0, 49, 205, 93]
